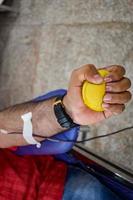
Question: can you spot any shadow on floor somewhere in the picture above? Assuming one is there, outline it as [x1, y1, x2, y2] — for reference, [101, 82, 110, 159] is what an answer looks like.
[0, 0, 21, 109]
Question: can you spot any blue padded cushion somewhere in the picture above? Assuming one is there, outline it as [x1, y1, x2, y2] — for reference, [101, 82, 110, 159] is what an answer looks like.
[15, 89, 80, 155]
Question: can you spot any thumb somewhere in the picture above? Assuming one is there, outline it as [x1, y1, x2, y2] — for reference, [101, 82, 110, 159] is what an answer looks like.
[70, 64, 103, 88]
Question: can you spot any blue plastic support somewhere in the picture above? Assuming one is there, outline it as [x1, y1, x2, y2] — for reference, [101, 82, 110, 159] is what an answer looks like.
[15, 89, 80, 155]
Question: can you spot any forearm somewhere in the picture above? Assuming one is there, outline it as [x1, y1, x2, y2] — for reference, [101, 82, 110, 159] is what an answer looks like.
[0, 98, 66, 148]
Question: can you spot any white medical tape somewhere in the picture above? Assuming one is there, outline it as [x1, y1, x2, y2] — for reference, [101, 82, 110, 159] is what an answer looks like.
[0, 129, 8, 134]
[21, 112, 41, 148]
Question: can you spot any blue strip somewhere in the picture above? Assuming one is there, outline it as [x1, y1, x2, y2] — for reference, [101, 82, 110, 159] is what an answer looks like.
[15, 89, 80, 155]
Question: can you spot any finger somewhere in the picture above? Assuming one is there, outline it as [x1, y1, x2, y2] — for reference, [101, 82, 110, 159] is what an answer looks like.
[102, 104, 125, 118]
[70, 64, 103, 88]
[103, 91, 132, 104]
[103, 65, 126, 82]
[106, 78, 131, 92]
[67, 64, 103, 108]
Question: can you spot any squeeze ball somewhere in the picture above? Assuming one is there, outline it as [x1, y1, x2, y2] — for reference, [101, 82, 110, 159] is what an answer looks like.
[82, 69, 109, 112]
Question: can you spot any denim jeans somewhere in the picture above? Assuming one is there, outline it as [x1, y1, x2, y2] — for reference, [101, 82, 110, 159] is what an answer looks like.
[63, 166, 121, 200]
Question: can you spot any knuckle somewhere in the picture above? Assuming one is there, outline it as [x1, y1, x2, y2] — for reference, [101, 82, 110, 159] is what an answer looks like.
[84, 64, 96, 73]
[72, 64, 95, 75]
[71, 64, 96, 80]
[117, 104, 125, 113]
[114, 78, 131, 91]
[81, 64, 96, 73]
[120, 66, 126, 74]
[115, 65, 126, 74]
[122, 104, 125, 111]
[127, 91, 132, 100]
[71, 69, 79, 76]
[87, 64, 95, 69]
[116, 105, 125, 114]
[122, 91, 132, 102]
[125, 78, 132, 88]
[84, 64, 95, 69]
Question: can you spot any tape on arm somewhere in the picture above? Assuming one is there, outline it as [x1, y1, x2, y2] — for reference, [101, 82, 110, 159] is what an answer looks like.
[21, 112, 41, 148]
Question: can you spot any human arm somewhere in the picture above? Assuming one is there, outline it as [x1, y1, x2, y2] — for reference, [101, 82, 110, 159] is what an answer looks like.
[0, 98, 67, 148]
[0, 64, 132, 148]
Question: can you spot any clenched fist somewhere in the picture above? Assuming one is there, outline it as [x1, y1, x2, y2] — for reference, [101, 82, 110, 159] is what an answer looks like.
[63, 64, 132, 125]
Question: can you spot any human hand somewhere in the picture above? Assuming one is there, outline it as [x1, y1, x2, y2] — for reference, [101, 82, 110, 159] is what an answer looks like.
[63, 64, 132, 125]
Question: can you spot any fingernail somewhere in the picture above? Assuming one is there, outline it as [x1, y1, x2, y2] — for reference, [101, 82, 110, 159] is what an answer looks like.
[104, 94, 112, 102]
[106, 85, 112, 91]
[104, 76, 112, 82]
[102, 103, 109, 108]
[94, 74, 103, 83]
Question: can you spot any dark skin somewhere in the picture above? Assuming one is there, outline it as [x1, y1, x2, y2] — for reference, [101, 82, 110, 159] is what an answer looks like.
[63, 64, 132, 125]
[0, 64, 132, 148]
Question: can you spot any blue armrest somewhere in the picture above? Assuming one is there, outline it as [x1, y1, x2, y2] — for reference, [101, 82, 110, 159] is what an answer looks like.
[15, 89, 80, 155]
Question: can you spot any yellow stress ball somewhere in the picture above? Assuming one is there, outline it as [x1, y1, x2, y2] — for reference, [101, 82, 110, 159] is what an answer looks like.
[82, 69, 109, 112]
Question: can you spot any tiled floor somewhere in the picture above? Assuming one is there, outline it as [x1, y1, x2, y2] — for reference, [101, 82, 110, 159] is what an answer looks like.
[0, 0, 133, 171]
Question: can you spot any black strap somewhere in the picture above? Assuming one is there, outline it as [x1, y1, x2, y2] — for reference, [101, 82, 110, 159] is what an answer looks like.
[54, 96, 78, 128]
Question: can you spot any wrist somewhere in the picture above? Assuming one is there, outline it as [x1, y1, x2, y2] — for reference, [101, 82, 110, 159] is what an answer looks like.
[33, 98, 67, 137]
[62, 95, 79, 124]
